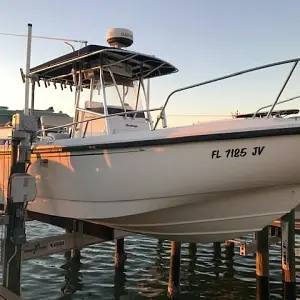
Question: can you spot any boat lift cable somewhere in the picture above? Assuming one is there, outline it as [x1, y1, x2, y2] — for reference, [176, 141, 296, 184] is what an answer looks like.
[0, 32, 88, 46]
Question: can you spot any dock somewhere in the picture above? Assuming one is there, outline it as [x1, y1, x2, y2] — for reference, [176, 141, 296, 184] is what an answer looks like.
[0, 208, 298, 299]
[0, 286, 22, 300]
[272, 219, 300, 232]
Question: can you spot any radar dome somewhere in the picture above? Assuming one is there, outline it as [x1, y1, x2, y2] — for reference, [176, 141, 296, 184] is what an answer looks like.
[106, 28, 133, 48]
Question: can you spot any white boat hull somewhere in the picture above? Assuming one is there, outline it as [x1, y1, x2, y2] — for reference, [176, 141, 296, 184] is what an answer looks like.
[1, 118, 300, 242]
[92, 185, 300, 242]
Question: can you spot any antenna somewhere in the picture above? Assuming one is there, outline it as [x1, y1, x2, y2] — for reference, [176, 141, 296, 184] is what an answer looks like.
[0, 31, 88, 46]
[24, 23, 32, 115]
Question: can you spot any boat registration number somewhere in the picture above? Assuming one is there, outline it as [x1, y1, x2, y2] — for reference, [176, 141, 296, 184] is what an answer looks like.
[211, 146, 265, 159]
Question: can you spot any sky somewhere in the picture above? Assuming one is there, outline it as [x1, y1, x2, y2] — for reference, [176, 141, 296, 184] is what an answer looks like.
[0, 0, 300, 126]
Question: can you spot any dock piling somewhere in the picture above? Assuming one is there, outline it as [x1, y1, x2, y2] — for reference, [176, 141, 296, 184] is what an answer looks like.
[64, 228, 72, 259]
[71, 220, 81, 262]
[115, 238, 126, 271]
[281, 209, 296, 300]
[2, 114, 37, 297]
[189, 243, 197, 256]
[167, 241, 181, 299]
[213, 242, 221, 259]
[225, 240, 235, 259]
[255, 226, 270, 300]
[2, 140, 26, 296]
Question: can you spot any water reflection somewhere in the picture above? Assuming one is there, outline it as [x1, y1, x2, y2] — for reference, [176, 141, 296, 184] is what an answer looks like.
[223, 242, 235, 279]
[114, 258, 127, 300]
[212, 242, 222, 280]
[60, 256, 83, 298]
[136, 239, 169, 298]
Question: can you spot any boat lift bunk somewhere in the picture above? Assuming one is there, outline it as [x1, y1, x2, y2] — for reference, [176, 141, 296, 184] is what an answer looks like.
[28, 29, 178, 139]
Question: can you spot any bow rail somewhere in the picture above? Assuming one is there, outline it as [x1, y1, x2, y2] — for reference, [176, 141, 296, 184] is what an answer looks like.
[154, 57, 300, 129]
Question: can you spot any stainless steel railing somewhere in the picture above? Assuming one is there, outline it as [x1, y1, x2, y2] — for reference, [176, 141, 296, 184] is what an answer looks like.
[37, 107, 163, 138]
[154, 57, 300, 129]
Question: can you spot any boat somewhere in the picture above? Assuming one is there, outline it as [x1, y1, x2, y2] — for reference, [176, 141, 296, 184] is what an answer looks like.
[1, 27, 300, 243]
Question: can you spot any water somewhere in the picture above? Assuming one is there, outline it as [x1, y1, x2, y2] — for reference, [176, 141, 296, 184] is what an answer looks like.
[15, 222, 300, 299]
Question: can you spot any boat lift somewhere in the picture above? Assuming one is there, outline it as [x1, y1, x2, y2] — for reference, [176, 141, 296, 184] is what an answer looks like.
[0, 24, 134, 298]
[0, 112, 130, 298]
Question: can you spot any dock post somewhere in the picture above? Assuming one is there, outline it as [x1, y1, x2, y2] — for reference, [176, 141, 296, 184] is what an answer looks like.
[189, 243, 197, 255]
[158, 239, 164, 244]
[281, 209, 296, 300]
[2, 23, 34, 296]
[167, 241, 181, 299]
[115, 238, 126, 271]
[224, 240, 235, 258]
[64, 228, 72, 259]
[2, 139, 26, 296]
[213, 242, 221, 279]
[1, 113, 36, 296]
[71, 220, 81, 262]
[255, 226, 270, 300]
[213, 242, 221, 259]
[224, 241, 234, 278]
[71, 248, 81, 261]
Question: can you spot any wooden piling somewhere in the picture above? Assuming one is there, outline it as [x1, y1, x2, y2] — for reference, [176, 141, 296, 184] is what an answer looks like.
[213, 242, 221, 259]
[2, 140, 26, 296]
[167, 241, 181, 299]
[189, 243, 197, 256]
[255, 226, 270, 300]
[224, 240, 235, 259]
[213, 242, 221, 279]
[224, 240, 234, 278]
[71, 248, 81, 261]
[114, 238, 126, 270]
[187, 243, 197, 273]
[281, 210, 296, 300]
[70, 220, 81, 261]
[64, 228, 72, 259]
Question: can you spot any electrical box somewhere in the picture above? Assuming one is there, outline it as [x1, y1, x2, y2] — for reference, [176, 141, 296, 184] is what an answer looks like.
[11, 113, 38, 133]
[10, 173, 36, 203]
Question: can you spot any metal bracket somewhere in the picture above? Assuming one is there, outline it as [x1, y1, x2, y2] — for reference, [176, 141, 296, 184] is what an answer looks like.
[227, 236, 280, 256]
